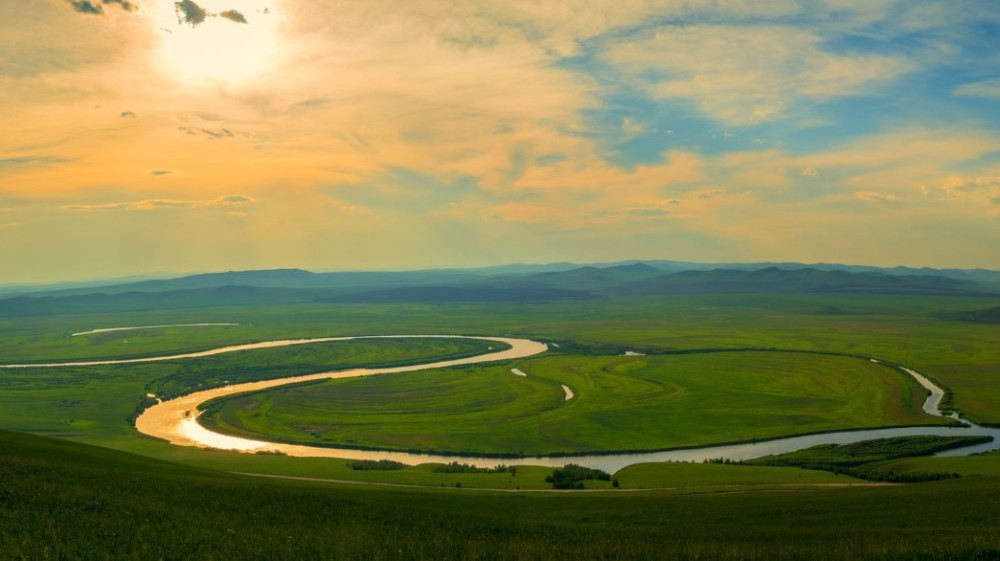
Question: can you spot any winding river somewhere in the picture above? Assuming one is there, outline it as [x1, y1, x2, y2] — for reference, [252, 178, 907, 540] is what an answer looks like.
[6, 335, 999, 472]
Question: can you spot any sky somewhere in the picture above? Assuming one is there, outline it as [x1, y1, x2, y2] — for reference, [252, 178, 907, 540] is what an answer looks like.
[2, 0, 1000, 283]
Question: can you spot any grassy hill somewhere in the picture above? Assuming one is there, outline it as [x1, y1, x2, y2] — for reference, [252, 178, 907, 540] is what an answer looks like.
[0, 286, 319, 317]
[944, 305, 1000, 324]
[3, 429, 1000, 559]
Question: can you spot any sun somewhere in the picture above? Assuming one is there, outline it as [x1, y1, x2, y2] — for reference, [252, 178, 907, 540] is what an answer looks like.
[154, 0, 280, 84]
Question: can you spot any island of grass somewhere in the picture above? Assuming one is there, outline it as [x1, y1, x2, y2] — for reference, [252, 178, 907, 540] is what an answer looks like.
[198, 350, 951, 456]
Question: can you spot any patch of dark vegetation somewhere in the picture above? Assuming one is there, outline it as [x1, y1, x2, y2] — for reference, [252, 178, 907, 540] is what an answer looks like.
[545, 464, 611, 489]
[0, 286, 321, 317]
[940, 305, 1000, 324]
[431, 462, 516, 475]
[752, 436, 993, 468]
[125, 394, 159, 427]
[253, 449, 287, 456]
[347, 459, 407, 471]
[749, 436, 993, 482]
[545, 339, 647, 356]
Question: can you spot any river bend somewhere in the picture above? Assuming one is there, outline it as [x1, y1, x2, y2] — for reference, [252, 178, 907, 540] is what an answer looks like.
[5, 334, 998, 472]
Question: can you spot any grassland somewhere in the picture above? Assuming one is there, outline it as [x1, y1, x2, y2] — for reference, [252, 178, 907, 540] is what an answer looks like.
[614, 460, 862, 488]
[3, 292, 998, 420]
[751, 436, 995, 469]
[852, 449, 1000, 480]
[200, 351, 943, 455]
[3, 429, 1000, 560]
[2, 290, 1000, 558]
[0, 336, 504, 450]
[1, 292, 998, 455]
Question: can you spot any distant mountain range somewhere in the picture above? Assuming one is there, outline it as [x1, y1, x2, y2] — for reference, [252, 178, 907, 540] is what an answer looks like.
[0, 260, 998, 317]
[608, 267, 983, 296]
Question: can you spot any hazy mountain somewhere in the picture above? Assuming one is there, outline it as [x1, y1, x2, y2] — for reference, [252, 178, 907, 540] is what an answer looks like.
[3, 262, 999, 316]
[608, 267, 987, 296]
[325, 286, 598, 304]
[0, 286, 319, 317]
[494, 263, 664, 290]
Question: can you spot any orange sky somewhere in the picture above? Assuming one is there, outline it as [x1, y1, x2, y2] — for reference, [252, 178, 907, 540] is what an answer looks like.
[2, 1, 1000, 282]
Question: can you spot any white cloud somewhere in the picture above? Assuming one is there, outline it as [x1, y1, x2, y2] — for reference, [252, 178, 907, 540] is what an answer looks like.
[61, 195, 255, 212]
[855, 190, 899, 202]
[622, 117, 644, 137]
[602, 25, 913, 125]
[941, 175, 1000, 212]
[954, 78, 1000, 100]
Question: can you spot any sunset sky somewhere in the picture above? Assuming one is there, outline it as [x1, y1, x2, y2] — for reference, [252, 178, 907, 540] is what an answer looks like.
[3, 0, 999, 283]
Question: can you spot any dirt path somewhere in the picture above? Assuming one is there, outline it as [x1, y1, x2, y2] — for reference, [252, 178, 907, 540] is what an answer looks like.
[231, 471, 897, 493]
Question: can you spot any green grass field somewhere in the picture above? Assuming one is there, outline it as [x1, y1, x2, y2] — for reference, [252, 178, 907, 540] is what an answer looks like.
[3, 429, 1000, 560]
[3, 292, 999, 422]
[2, 292, 1000, 558]
[200, 350, 944, 455]
[0, 337, 505, 449]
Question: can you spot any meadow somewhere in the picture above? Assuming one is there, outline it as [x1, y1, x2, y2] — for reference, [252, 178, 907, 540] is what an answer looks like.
[199, 351, 941, 455]
[3, 429, 1000, 560]
[2, 289, 1000, 558]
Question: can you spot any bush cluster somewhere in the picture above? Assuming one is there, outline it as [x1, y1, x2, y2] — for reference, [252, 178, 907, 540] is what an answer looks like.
[347, 459, 408, 471]
[545, 464, 611, 489]
[432, 462, 516, 474]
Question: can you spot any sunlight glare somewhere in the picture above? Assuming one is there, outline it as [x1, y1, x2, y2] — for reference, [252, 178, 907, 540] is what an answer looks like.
[154, 0, 279, 84]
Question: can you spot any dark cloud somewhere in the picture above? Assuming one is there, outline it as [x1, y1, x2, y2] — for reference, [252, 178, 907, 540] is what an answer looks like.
[66, 0, 136, 15]
[179, 125, 236, 139]
[0, 156, 69, 171]
[626, 208, 671, 217]
[120, 111, 136, 118]
[175, 0, 208, 26]
[219, 10, 248, 24]
[150, 170, 173, 176]
[67, 1, 102, 15]
[102, 0, 137, 12]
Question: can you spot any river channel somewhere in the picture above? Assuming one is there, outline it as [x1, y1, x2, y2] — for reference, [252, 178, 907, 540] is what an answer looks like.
[7, 334, 998, 473]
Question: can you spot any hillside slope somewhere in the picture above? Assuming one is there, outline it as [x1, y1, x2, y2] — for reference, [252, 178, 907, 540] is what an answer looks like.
[1, 430, 999, 559]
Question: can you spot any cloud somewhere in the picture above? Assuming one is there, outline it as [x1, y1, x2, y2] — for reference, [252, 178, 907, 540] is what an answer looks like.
[0, 156, 68, 171]
[61, 195, 255, 212]
[800, 167, 821, 177]
[621, 117, 644, 137]
[219, 10, 248, 24]
[67, 1, 102, 15]
[174, 0, 208, 26]
[601, 25, 913, 126]
[103, 0, 136, 12]
[66, 0, 136, 15]
[0, 222, 20, 229]
[855, 191, 899, 203]
[954, 78, 1000, 101]
[942, 175, 1000, 212]
[150, 170, 173, 176]
[179, 126, 236, 139]
[219, 194, 253, 204]
[120, 111, 136, 118]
